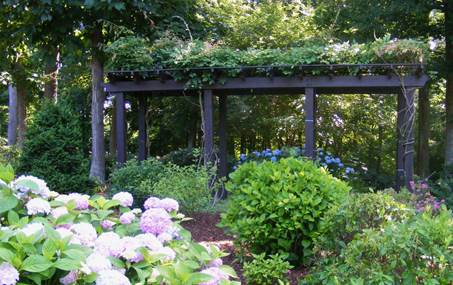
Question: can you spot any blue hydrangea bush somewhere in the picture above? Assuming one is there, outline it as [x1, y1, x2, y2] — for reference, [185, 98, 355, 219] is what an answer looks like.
[235, 147, 354, 180]
[0, 165, 238, 285]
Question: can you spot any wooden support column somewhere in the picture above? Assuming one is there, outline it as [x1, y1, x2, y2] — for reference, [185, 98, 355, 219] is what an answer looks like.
[203, 90, 214, 166]
[417, 86, 429, 177]
[304, 88, 316, 159]
[138, 95, 147, 161]
[396, 89, 415, 190]
[115, 92, 126, 165]
[219, 95, 228, 178]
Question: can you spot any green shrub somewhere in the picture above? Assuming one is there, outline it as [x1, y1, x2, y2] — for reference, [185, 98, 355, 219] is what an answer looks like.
[109, 158, 165, 206]
[302, 208, 453, 285]
[315, 192, 414, 257]
[220, 157, 350, 264]
[0, 137, 19, 167]
[17, 99, 90, 193]
[160, 147, 202, 166]
[139, 164, 214, 213]
[243, 253, 292, 285]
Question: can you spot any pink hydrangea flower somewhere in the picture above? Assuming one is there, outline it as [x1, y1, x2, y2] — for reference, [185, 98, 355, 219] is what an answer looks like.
[208, 258, 223, 268]
[159, 198, 179, 212]
[143, 197, 161, 210]
[0, 262, 19, 285]
[200, 267, 229, 285]
[51, 206, 68, 219]
[140, 208, 172, 235]
[112, 192, 134, 207]
[120, 237, 144, 262]
[119, 212, 135, 225]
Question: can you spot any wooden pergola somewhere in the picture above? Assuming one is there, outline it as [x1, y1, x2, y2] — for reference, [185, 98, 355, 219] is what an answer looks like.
[105, 63, 429, 191]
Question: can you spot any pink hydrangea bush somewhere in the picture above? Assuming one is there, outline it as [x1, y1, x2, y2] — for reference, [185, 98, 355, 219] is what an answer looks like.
[0, 171, 238, 285]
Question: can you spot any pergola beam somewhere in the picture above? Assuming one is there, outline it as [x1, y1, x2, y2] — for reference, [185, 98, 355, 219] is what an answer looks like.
[105, 75, 429, 94]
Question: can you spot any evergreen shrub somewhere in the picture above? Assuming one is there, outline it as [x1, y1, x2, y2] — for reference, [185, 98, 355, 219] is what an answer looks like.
[17, 99, 90, 193]
[243, 253, 292, 285]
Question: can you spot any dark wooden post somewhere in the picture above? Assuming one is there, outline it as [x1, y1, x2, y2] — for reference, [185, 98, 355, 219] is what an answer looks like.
[115, 92, 126, 165]
[304, 88, 316, 159]
[396, 89, 415, 190]
[138, 95, 147, 161]
[417, 86, 429, 178]
[219, 94, 228, 177]
[203, 90, 214, 166]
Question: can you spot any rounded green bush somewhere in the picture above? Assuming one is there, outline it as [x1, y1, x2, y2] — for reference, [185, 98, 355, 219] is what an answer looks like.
[109, 158, 165, 206]
[315, 192, 415, 257]
[220, 157, 350, 263]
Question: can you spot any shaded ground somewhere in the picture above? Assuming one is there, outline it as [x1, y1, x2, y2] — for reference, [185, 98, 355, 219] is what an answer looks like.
[183, 212, 307, 284]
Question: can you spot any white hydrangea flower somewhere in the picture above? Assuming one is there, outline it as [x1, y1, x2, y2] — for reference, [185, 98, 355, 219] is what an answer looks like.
[26, 198, 51, 215]
[11, 175, 51, 199]
[135, 233, 163, 251]
[0, 262, 19, 285]
[121, 237, 144, 262]
[69, 222, 97, 247]
[56, 227, 73, 239]
[50, 206, 68, 219]
[95, 232, 124, 258]
[156, 247, 176, 261]
[81, 253, 112, 274]
[20, 223, 44, 237]
[96, 269, 131, 285]
[112, 192, 133, 207]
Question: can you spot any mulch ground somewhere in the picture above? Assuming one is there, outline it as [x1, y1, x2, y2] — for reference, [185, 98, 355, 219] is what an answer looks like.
[182, 212, 307, 284]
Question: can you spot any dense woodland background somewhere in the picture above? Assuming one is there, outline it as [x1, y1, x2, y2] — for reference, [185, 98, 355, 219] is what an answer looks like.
[0, 0, 451, 191]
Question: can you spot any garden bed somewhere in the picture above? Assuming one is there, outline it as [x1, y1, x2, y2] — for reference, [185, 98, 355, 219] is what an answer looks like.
[183, 212, 307, 285]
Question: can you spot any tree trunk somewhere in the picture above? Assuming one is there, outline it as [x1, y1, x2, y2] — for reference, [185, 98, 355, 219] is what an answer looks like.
[89, 24, 106, 183]
[7, 84, 18, 146]
[43, 46, 59, 100]
[417, 87, 430, 177]
[16, 80, 27, 148]
[445, 1, 453, 166]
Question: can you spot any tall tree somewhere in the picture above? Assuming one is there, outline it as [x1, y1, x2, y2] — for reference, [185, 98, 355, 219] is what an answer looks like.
[445, 0, 453, 165]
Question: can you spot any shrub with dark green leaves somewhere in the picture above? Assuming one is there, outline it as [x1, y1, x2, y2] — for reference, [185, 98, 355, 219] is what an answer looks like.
[302, 208, 453, 285]
[17, 99, 90, 193]
[139, 164, 214, 213]
[109, 158, 165, 206]
[220, 157, 350, 264]
[315, 192, 414, 257]
[243, 253, 292, 285]
[160, 147, 202, 166]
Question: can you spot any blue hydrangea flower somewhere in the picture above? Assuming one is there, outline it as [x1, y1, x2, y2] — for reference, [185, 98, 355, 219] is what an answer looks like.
[252, 151, 261, 157]
[338, 163, 344, 168]
[273, 149, 282, 156]
[271, 156, 277, 162]
[345, 167, 354, 174]
[240, 154, 247, 161]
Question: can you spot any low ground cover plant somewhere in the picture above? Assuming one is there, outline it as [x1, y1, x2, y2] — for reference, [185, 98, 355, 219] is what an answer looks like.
[220, 157, 350, 264]
[0, 165, 238, 285]
[302, 207, 453, 285]
[243, 253, 292, 285]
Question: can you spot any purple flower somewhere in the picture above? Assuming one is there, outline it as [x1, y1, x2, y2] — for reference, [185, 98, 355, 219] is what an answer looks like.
[69, 222, 97, 247]
[121, 237, 144, 262]
[112, 192, 134, 207]
[119, 212, 135, 225]
[60, 270, 78, 285]
[140, 208, 172, 235]
[68, 193, 90, 210]
[0, 262, 19, 285]
[208, 258, 223, 268]
[100, 220, 115, 230]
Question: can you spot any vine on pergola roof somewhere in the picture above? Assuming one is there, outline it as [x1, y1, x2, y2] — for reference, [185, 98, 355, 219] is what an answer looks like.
[105, 36, 429, 88]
